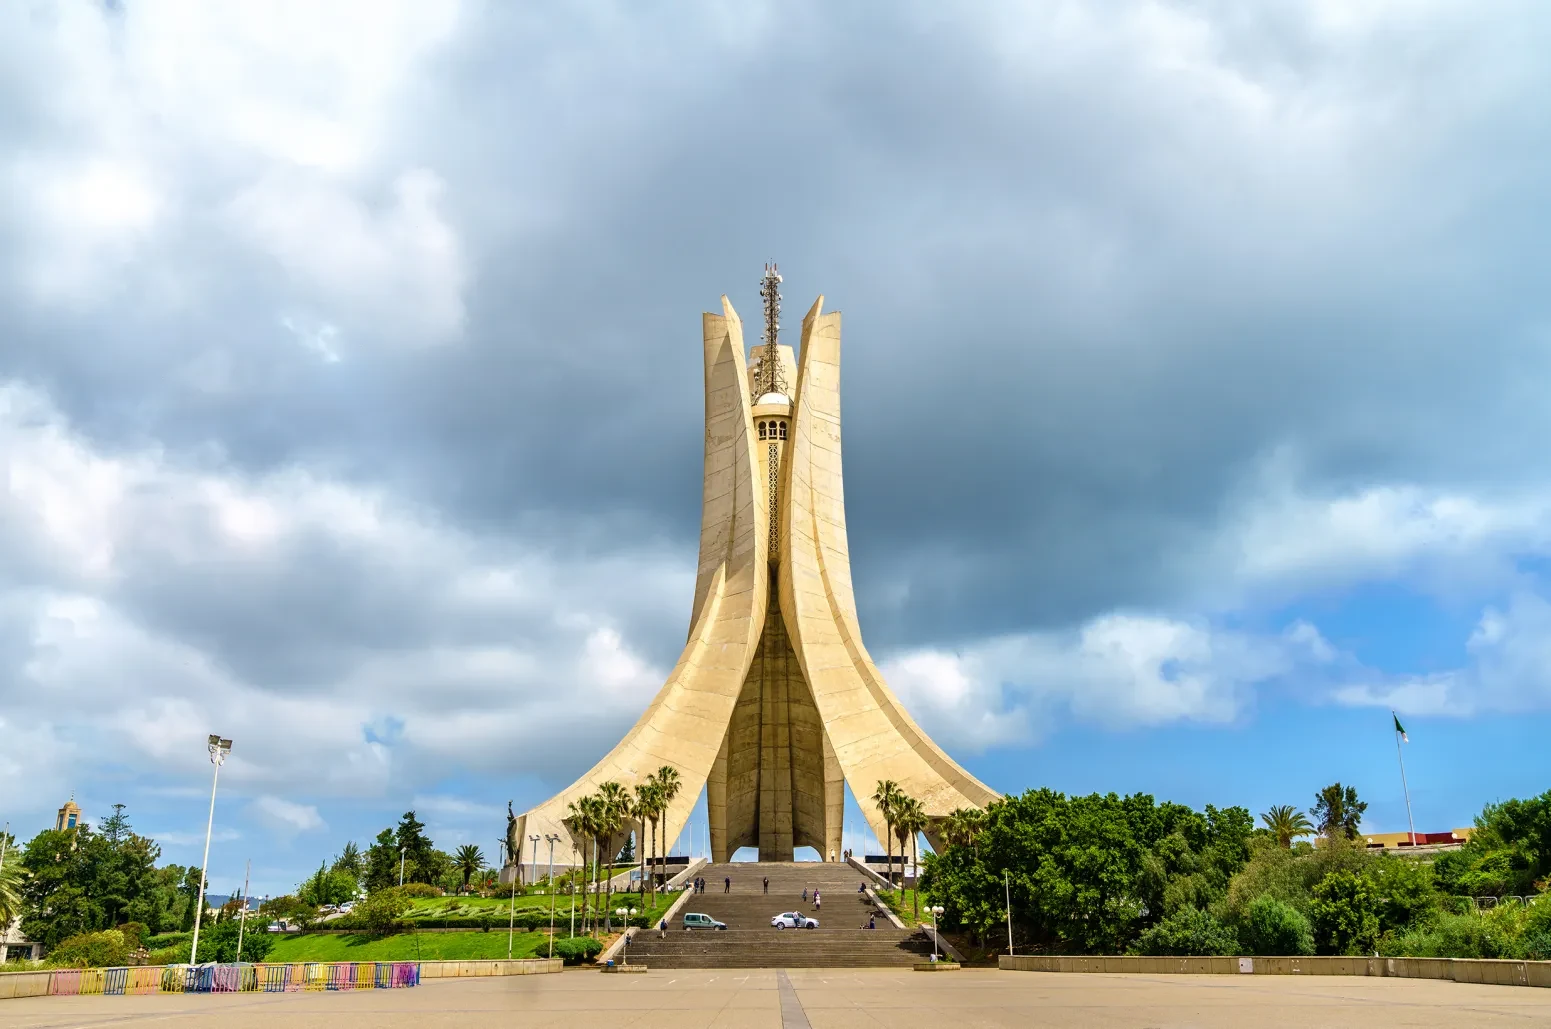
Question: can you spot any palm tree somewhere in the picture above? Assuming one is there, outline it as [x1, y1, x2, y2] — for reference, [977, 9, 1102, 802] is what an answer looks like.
[454, 844, 486, 892]
[1261, 805, 1315, 848]
[632, 782, 655, 899]
[0, 855, 25, 931]
[872, 780, 901, 886]
[596, 781, 630, 931]
[565, 798, 597, 934]
[894, 796, 928, 920]
[655, 765, 682, 869]
[640, 777, 663, 903]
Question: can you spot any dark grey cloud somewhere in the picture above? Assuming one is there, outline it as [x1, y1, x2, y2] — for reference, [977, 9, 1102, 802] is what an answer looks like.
[6, 1, 1551, 883]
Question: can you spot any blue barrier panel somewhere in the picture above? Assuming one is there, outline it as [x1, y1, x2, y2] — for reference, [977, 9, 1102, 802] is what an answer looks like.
[104, 967, 127, 996]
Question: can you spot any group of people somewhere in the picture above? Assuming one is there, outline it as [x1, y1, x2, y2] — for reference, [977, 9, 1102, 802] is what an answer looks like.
[686, 876, 731, 893]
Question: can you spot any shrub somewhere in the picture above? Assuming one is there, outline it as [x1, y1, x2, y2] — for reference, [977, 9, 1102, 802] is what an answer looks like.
[552, 936, 603, 964]
[398, 882, 443, 898]
[143, 931, 191, 952]
[146, 946, 186, 966]
[1132, 907, 1239, 956]
[1221, 842, 1307, 923]
[1370, 857, 1439, 932]
[360, 888, 412, 936]
[1238, 896, 1314, 956]
[46, 930, 131, 969]
[1310, 871, 1380, 956]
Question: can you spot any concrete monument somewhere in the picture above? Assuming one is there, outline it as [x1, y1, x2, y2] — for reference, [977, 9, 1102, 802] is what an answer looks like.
[516, 268, 998, 861]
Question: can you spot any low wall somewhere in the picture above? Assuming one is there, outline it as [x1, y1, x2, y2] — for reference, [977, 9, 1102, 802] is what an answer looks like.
[0, 958, 561, 1001]
[418, 959, 562, 978]
[999, 954, 1551, 988]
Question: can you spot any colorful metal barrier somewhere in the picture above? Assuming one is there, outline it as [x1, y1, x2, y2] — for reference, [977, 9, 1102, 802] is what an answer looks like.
[46, 962, 421, 997]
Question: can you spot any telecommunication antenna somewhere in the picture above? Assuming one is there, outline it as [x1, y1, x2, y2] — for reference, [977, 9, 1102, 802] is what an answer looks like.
[755, 262, 788, 398]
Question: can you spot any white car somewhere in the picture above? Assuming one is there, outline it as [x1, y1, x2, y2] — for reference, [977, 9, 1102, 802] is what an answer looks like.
[771, 912, 819, 929]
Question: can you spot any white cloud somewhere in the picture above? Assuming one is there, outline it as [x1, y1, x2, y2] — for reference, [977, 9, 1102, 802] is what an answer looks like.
[251, 796, 326, 835]
[1336, 592, 1551, 716]
[0, 381, 681, 816]
[882, 613, 1334, 750]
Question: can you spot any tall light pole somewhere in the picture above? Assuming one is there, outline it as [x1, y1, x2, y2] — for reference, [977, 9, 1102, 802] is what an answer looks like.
[1004, 871, 1013, 956]
[529, 833, 541, 889]
[545, 834, 561, 959]
[398, 846, 406, 888]
[507, 842, 520, 959]
[190, 734, 232, 965]
[235, 859, 251, 964]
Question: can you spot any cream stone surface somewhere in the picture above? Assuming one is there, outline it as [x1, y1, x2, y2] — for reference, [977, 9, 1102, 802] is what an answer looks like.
[519, 291, 997, 864]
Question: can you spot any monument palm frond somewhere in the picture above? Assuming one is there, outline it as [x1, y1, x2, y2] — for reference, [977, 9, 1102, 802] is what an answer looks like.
[1262, 805, 1315, 848]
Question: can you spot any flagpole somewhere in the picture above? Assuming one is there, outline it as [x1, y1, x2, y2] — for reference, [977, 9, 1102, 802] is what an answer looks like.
[1394, 711, 1417, 846]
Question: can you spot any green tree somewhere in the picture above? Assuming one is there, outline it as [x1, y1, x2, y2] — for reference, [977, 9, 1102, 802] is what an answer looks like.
[1133, 906, 1239, 956]
[0, 853, 27, 931]
[331, 841, 365, 882]
[298, 863, 357, 907]
[1238, 895, 1314, 955]
[1260, 805, 1315, 848]
[455, 845, 487, 891]
[1310, 870, 1380, 955]
[652, 765, 682, 900]
[1310, 784, 1366, 841]
[394, 811, 438, 885]
[365, 828, 401, 891]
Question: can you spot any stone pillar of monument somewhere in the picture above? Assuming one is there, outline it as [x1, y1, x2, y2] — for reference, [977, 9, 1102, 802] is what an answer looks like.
[514, 268, 999, 865]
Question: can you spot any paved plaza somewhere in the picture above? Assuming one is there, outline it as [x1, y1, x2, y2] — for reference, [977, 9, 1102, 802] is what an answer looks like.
[6, 968, 1551, 1028]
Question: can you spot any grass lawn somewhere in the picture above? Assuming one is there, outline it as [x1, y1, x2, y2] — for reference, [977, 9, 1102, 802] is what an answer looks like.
[406, 893, 676, 923]
[267, 930, 555, 962]
[877, 889, 928, 924]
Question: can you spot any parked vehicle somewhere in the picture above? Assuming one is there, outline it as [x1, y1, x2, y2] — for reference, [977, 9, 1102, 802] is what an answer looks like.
[682, 912, 727, 930]
[771, 912, 819, 929]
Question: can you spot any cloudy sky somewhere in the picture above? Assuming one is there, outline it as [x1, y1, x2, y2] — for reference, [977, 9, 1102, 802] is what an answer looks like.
[4, 0, 1551, 895]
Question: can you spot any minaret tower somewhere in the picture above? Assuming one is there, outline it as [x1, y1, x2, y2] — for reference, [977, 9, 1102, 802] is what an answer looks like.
[511, 268, 998, 865]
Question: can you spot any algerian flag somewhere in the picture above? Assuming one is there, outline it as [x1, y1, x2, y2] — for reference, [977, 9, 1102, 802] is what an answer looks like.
[1393, 713, 1408, 742]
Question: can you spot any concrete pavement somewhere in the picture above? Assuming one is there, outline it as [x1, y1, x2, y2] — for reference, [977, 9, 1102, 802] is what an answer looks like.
[5, 967, 1551, 1028]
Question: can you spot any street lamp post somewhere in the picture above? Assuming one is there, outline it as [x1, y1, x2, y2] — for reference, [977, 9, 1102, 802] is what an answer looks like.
[529, 834, 541, 889]
[189, 734, 232, 965]
[615, 907, 638, 964]
[545, 834, 561, 959]
[398, 846, 407, 888]
[930, 905, 945, 962]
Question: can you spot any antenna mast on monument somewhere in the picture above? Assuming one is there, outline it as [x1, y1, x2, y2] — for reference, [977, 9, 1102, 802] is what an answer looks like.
[757, 262, 787, 397]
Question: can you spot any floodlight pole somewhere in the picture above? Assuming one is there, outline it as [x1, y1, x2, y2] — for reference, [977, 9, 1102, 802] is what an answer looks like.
[1005, 871, 1013, 956]
[546, 834, 560, 959]
[529, 834, 541, 889]
[398, 846, 406, 888]
[190, 734, 232, 965]
[235, 859, 251, 964]
[507, 851, 519, 959]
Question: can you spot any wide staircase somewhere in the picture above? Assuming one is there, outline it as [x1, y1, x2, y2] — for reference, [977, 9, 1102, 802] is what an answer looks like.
[625, 862, 934, 969]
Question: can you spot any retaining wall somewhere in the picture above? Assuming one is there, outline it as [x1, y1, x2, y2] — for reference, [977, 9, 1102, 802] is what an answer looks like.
[999, 954, 1551, 988]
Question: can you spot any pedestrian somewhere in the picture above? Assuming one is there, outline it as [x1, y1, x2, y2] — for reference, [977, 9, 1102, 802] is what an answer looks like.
[762, 876, 769, 894]
[802, 887, 808, 902]
[813, 890, 821, 911]
[659, 917, 667, 939]
[724, 876, 731, 893]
